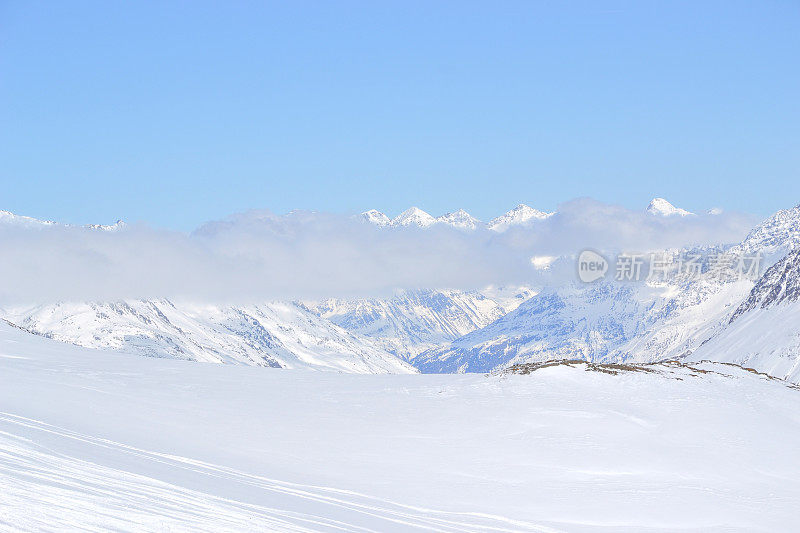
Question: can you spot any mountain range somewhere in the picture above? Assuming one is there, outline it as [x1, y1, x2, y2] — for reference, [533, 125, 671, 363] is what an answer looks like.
[3, 199, 800, 383]
[360, 197, 694, 231]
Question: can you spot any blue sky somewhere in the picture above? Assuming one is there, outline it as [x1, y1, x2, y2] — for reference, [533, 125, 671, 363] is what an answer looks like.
[1, 1, 798, 230]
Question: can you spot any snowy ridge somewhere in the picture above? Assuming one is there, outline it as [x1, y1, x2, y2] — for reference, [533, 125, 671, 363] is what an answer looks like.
[730, 248, 800, 319]
[732, 203, 800, 257]
[689, 249, 800, 382]
[360, 209, 391, 227]
[2, 300, 415, 373]
[0, 209, 124, 231]
[488, 204, 552, 232]
[360, 204, 552, 231]
[435, 209, 482, 230]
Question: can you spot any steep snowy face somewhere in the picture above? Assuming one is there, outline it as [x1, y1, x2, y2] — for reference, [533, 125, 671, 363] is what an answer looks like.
[391, 207, 437, 228]
[646, 198, 693, 217]
[730, 249, 800, 321]
[360, 209, 391, 227]
[306, 287, 536, 360]
[435, 209, 482, 230]
[414, 243, 764, 374]
[733, 204, 800, 256]
[1, 300, 416, 374]
[690, 249, 800, 383]
[487, 204, 552, 232]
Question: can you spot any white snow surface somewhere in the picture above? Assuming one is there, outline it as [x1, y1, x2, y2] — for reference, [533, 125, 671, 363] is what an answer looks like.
[2, 323, 800, 531]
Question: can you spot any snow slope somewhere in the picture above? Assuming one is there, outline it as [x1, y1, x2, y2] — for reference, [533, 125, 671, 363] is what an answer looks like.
[1, 300, 414, 373]
[306, 287, 536, 360]
[414, 264, 756, 373]
[415, 201, 800, 374]
[2, 322, 800, 531]
[690, 249, 800, 382]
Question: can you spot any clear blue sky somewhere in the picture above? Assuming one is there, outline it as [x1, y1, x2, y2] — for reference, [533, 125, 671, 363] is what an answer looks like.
[1, 1, 798, 230]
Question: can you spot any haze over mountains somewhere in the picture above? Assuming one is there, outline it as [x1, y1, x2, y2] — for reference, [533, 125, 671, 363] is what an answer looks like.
[1, 198, 798, 383]
[5, 198, 800, 532]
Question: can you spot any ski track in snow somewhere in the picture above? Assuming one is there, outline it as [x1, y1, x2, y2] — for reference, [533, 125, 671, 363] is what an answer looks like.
[0, 412, 551, 533]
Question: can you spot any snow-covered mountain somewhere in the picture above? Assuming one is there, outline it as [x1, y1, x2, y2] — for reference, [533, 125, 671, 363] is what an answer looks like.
[305, 286, 536, 360]
[731, 203, 800, 257]
[413, 282, 651, 373]
[390, 206, 437, 227]
[362, 199, 699, 232]
[689, 248, 800, 382]
[487, 204, 552, 232]
[412, 200, 799, 374]
[435, 209, 482, 230]
[360, 209, 391, 227]
[360, 204, 552, 231]
[0, 209, 57, 227]
[646, 198, 693, 217]
[1, 300, 415, 373]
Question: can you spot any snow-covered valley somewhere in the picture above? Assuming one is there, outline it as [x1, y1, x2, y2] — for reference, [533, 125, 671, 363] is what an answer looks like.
[4, 200, 800, 531]
[4, 322, 800, 532]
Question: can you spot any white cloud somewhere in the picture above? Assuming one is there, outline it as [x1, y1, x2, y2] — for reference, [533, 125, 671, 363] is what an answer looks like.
[0, 199, 758, 305]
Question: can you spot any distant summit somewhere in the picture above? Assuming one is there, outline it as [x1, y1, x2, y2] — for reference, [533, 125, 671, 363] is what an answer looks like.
[0, 210, 124, 231]
[391, 207, 437, 228]
[488, 204, 552, 232]
[361, 204, 552, 231]
[436, 209, 482, 230]
[646, 198, 693, 217]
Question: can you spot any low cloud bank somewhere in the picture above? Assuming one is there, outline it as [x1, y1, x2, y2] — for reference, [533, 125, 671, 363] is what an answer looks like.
[0, 199, 758, 305]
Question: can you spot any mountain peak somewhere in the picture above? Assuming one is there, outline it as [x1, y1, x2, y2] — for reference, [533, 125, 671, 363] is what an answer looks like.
[646, 198, 693, 217]
[735, 203, 800, 255]
[392, 207, 436, 227]
[361, 209, 391, 227]
[488, 204, 552, 232]
[436, 209, 481, 230]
